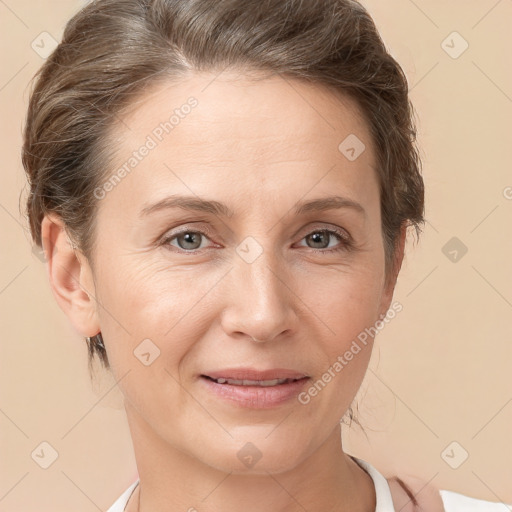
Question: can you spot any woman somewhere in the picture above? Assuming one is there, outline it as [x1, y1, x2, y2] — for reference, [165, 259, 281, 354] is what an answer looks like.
[21, 0, 510, 510]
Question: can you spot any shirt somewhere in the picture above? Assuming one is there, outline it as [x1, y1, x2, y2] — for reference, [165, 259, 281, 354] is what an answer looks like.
[106, 456, 512, 511]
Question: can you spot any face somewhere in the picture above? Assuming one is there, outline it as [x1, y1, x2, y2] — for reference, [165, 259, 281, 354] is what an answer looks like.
[48, 71, 403, 475]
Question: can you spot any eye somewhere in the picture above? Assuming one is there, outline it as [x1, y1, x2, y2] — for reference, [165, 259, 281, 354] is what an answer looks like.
[160, 226, 353, 254]
[162, 229, 215, 252]
[297, 228, 352, 253]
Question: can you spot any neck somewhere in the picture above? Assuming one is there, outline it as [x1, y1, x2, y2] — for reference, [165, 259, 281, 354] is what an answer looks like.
[124, 401, 376, 512]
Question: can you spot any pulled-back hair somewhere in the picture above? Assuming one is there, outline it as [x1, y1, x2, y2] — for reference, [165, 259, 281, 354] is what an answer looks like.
[22, 0, 424, 381]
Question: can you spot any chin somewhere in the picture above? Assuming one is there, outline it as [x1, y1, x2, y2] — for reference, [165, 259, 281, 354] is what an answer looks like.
[190, 429, 310, 476]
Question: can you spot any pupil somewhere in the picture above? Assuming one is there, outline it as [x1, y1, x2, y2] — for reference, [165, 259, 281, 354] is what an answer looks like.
[180, 232, 200, 249]
[310, 231, 328, 248]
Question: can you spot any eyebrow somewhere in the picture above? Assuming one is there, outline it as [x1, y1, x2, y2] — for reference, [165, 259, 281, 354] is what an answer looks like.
[140, 194, 366, 218]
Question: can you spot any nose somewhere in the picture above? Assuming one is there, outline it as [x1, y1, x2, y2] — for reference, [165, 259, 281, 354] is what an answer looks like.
[219, 247, 299, 344]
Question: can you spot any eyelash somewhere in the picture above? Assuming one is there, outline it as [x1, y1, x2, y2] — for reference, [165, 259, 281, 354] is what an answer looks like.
[160, 226, 353, 255]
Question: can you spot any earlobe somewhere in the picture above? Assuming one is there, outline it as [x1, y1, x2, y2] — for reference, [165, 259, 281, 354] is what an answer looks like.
[40, 213, 100, 338]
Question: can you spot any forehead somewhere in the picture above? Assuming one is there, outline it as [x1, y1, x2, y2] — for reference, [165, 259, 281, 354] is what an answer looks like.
[100, 71, 378, 216]
[117, 71, 372, 149]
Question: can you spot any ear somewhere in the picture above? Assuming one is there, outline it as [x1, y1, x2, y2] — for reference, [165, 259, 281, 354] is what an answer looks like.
[40, 213, 100, 338]
[378, 222, 407, 318]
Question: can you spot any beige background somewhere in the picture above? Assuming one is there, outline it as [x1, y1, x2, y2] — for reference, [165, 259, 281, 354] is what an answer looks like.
[1, 0, 511, 510]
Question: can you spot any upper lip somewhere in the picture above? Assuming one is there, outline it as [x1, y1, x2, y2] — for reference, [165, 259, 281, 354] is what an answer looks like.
[202, 368, 309, 381]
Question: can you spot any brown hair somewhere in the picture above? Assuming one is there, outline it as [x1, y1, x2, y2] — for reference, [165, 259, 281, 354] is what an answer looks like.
[22, 0, 424, 396]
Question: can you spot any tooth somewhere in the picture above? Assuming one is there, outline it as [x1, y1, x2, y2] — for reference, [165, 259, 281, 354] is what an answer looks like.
[260, 379, 280, 386]
[242, 380, 261, 386]
[214, 377, 293, 386]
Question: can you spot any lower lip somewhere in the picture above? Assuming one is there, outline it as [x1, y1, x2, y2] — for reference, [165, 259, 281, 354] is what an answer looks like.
[200, 376, 310, 409]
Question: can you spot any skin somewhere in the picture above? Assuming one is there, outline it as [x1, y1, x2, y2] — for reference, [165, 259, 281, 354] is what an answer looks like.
[41, 71, 443, 511]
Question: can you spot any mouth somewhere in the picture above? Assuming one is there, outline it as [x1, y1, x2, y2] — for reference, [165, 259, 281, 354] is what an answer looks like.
[199, 368, 310, 408]
[202, 375, 305, 387]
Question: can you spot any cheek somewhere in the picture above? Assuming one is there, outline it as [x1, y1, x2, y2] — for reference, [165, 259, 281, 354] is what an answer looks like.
[303, 264, 384, 395]
[96, 238, 385, 374]
[295, 272, 381, 420]
[94, 257, 219, 365]
[306, 263, 385, 332]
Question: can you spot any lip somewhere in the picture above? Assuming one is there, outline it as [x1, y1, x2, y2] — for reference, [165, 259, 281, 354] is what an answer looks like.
[200, 368, 310, 409]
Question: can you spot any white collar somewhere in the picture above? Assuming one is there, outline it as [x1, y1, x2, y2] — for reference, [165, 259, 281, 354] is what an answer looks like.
[111, 456, 395, 512]
[351, 456, 396, 511]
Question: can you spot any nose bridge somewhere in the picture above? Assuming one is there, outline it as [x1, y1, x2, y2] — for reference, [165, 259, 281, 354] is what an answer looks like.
[241, 244, 282, 304]
[222, 236, 296, 341]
